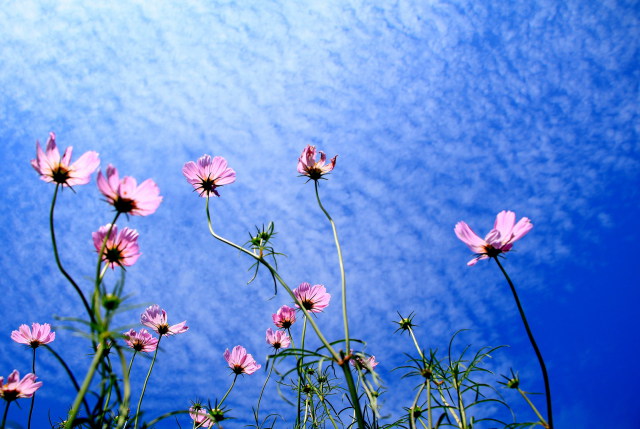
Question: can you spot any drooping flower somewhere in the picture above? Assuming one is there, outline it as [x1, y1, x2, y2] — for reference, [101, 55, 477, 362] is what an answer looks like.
[297, 145, 337, 180]
[223, 345, 261, 375]
[140, 305, 188, 336]
[11, 323, 55, 348]
[272, 305, 297, 329]
[351, 354, 379, 371]
[182, 154, 236, 197]
[0, 370, 42, 402]
[189, 404, 213, 428]
[293, 282, 331, 313]
[31, 132, 100, 187]
[97, 165, 162, 216]
[123, 329, 158, 353]
[265, 328, 291, 350]
[455, 210, 533, 266]
[92, 224, 141, 269]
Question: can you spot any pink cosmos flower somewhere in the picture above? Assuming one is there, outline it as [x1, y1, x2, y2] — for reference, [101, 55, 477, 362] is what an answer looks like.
[293, 282, 331, 313]
[31, 132, 100, 187]
[123, 329, 158, 353]
[297, 145, 337, 180]
[272, 305, 297, 329]
[140, 305, 189, 337]
[455, 210, 533, 266]
[92, 224, 141, 269]
[0, 370, 42, 402]
[265, 328, 291, 350]
[189, 405, 213, 428]
[97, 165, 162, 216]
[224, 345, 261, 375]
[182, 154, 236, 197]
[11, 323, 55, 348]
[351, 354, 379, 371]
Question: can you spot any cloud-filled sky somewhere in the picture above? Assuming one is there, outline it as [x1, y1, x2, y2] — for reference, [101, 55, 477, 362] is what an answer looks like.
[1, 1, 638, 428]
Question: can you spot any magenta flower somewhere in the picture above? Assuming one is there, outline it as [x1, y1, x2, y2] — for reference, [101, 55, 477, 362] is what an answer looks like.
[189, 405, 213, 427]
[31, 132, 100, 187]
[297, 145, 337, 180]
[224, 345, 261, 375]
[97, 165, 162, 216]
[351, 354, 379, 371]
[455, 210, 533, 266]
[0, 370, 42, 402]
[182, 154, 236, 197]
[123, 329, 158, 353]
[266, 328, 291, 350]
[92, 224, 141, 269]
[293, 282, 331, 313]
[140, 305, 188, 336]
[272, 305, 297, 329]
[11, 323, 55, 348]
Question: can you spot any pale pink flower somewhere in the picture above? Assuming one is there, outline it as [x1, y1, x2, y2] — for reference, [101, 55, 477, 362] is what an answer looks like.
[272, 305, 297, 329]
[189, 405, 213, 427]
[293, 282, 331, 313]
[0, 370, 42, 402]
[224, 345, 261, 375]
[265, 328, 291, 350]
[31, 132, 100, 187]
[92, 224, 141, 269]
[123, 329, 158, 353]
[140, 305, 188, 336]
[351, 354, 379, 371]
[182, 154, 236, 197]
[297, 145, 337, 180]
[455, 210, 533, 266]
[11, 323, 55, 348]
[97, 165, 162, 216]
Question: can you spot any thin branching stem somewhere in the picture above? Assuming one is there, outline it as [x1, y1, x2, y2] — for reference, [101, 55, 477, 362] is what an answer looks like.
[255, 352, 277, 428]
[134, 335, 162, 429]
[65, 341, 105, 428]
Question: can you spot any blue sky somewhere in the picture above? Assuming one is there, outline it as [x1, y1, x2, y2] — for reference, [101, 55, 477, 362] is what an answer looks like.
[1, 1, 638, 428]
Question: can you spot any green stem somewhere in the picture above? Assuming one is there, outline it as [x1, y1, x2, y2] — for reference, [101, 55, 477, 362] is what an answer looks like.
[134, 335, 162, 429]
[93, 214, 120, 325]
[408, 326, 426, 362]
[65, 342, 105, 428]
[518, 388, 547, 426]
[409, 383, 426, 429]
[1, 401, 10, 429]
[314, 181, 350, 352]
[27, 348, 36, 429]
[115, 346, 132, 429]
[255, 353, 276, 428]
[49, 184, 94, 322]
[493, 257, 553, 429]
[341, 362, 365, 429]
[128, 351, 138, 377]
[427, 380, 432, 429]
[296, 317, 308, 427]
[218, 374, 238, 407]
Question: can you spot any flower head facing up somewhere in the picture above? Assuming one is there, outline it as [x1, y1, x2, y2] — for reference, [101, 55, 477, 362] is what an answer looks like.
[97, 165, 162, 216]
[31, 132, 100, 187]
[189, 404, 213, 428]
[11, 323, 55, 349]
[0, 370, 42, 402]
[224, 345, 261, 375]
[293, 282, 331, 313]
[123, 329, 158, 353]
[297, 145, 337, 181]
[272, 305, 297, 329]
[92, 224, 141, 269]
[182, 154, 236, 197]
[140, 305, 188, 337]
[455, 210, 533, 266]
[266, 328, 291, 350]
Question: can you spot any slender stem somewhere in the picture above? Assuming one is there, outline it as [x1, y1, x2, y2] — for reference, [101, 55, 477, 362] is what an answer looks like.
[518, 389, 547, 426]
[408, 327, 426, 361]
[409, 383, 426, 429]
[296, 317, 308, 427]
[255, 353, 276, 428]
[128, 351, 138, 377]
[65, 342, 105, 428]
[205, 197, 340, 362]
[218, 374, 238, 406]
[134, 335, 162, 429]
[1, 401, 10, 429]
[27, 348, 36, 429]
[493, 257, 553, 429]
[93, 214, 120, 325]
[427, 380, 432, 429]
[341, 363, 365, 429]
[42, 345, 91, 416]
[115, 346, 132, 429]
[49, 184, 94, 321]
[454, 372, 466, 429]
[314, 181, 350, 352]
